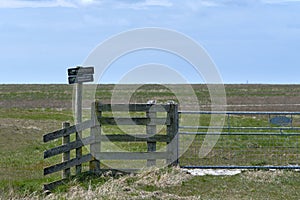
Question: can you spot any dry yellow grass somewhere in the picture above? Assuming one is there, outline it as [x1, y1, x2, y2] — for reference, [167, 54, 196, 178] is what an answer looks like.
[1, 167, 198, 200]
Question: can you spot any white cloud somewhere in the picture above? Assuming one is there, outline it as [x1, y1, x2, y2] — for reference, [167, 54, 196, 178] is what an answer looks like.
[262, 0, 300, 4]
[185, 0, 300, 7]
[2, 0, 299, 10]
[76, 0, 102, 6]
[184, 0, 219, 12]
[141, 0, 173, 7]
[0, 0, 174, 9]
[0, 0, 77, 8]
[80, 0, 95, 3]
[116, 0, 173, 10]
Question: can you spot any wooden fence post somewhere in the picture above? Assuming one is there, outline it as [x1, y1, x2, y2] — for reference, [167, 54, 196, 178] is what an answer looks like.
[89, 102, 101, 173]
[146, 102, 157, 167]
[75, 83, 82, 175]
[62, 122, 71, 179]
[166, 103, 179, 166]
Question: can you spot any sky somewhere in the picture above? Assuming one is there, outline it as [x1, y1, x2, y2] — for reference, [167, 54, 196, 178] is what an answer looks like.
[0, 0, 300, 84]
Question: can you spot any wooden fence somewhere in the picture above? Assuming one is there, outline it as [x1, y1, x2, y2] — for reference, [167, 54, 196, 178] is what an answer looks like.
[43, 102, 179, 190]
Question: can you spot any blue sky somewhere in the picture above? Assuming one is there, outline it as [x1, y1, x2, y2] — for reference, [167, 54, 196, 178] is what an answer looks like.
[0, 0, 300, 84]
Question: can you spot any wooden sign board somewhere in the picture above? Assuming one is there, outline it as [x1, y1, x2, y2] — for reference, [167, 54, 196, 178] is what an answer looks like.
[68, 67, 94, 76]
[68, 66, 94, 84]
[68, 74, 94, 84]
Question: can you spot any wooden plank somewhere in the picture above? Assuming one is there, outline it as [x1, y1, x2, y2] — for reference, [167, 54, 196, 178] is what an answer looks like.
[99, 117, 170, 125]
[80, 134, 170, 143]
[97, 103, 170, 112]
[45, 134, 170, 159]
[44, 139, 85, 159]
[44, 154, 93, 176]
[90, 102, 101, 173]
[95, 152, 168, 160]
[100, 134, 170, 142]
[166, 103, 179, 166]
[75, 82, 83, 175]
[146, 107, 157, 167]
[43, 120, 94, 142]
[82, 134, 170, 143]
[44, 179, 66, 191]
[62, 122, 71, 179]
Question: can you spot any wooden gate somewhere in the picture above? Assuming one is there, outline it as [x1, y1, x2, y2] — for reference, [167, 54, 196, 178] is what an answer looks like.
[43, 102, 179, 190]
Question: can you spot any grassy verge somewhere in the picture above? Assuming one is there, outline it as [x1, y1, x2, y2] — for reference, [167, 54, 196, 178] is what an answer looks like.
[0, 108, 68, 197]
[1, 84, 300, 199]
[2, 167, 300, 200]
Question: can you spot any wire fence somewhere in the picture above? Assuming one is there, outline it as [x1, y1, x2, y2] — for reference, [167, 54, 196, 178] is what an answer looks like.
[178, 111, 300, 169]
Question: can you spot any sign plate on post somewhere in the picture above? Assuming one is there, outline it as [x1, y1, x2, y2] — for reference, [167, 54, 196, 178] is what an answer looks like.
[68, 67, 94, 76]
[68, 66, 94, 84]
[68, 74, 94, 84]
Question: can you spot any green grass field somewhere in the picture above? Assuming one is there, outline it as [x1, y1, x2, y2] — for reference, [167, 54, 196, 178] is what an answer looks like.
[0, 84, 300, 199]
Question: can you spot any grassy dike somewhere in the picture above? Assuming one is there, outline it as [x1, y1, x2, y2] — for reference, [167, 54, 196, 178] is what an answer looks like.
[0, 84, 300, 199]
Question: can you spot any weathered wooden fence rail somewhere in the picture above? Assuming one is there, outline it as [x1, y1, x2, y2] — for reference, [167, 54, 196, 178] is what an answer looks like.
[43, 120, 95, 190]
[43, 102, 179, 190]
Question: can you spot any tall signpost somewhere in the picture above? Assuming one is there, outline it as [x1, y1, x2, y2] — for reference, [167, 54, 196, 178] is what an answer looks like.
[68, 66, 94, 175]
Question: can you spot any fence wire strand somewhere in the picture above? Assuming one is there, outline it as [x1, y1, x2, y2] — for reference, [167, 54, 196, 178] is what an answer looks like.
[179, 111, 300, 168]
